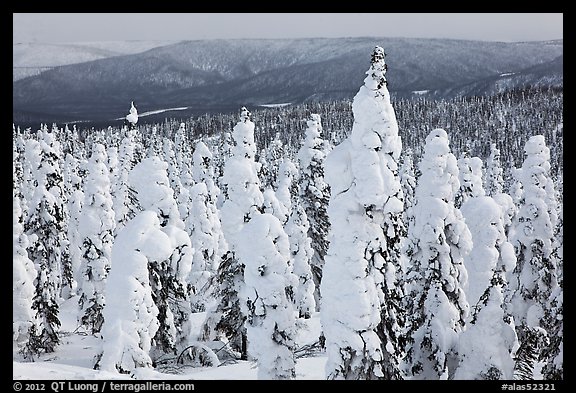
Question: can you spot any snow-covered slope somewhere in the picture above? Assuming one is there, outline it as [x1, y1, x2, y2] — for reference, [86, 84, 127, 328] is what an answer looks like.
[13, 40, 178, 81]
[13, 37, 562, 125]
[13, 295, 327, 380]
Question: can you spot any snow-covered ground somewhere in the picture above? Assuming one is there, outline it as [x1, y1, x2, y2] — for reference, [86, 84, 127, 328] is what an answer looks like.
[114, 107, 189, 121]
[258, 103, 292, 108]
[13, 296, 327, 380]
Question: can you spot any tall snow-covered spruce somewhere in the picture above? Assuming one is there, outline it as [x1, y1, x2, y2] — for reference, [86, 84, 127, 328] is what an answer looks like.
[404, 128, 472, 380]
[456, 196, 518, 380]
[237, 213, 297, 380]
[23, 129, 70, 356]
[508, 135, 561, 380]
[96, 211, 172, 374]
[321, 46, 406, 380]
[204, 108, 263, 360]
[297, 113, 330, 306]
[13, 195, 37, 357]
[187, 140, 227, 313]
[77, 144, 115, 334]
[207, 108, 296, 379]
[129, 156, 193, 357]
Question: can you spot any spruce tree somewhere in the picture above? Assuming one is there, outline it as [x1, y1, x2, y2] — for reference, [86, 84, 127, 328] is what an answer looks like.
[96, 211, 172, 373]
[297, 113, 330, 308]
[485, 143, 505, 197]
[321, 46, 406, 380]
[404, 128, 472, 380]
[204, 107, 263, 360]
[77, 144, 115, 334]
[13, 195, 37, 358]
[285, 204, 316, 319]
[456, 196, 518, 380]
[508, 135, 561, 379]
[113, 127, 140, 234]
[237, 213, 297, 379]
[24, 129, 70, 355]
[129, 156, 193, 356]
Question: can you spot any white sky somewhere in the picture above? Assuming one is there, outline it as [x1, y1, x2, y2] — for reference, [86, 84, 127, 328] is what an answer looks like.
[13, 13, 563, 44]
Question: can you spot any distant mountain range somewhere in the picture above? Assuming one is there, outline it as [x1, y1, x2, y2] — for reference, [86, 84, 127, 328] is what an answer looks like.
[13, 40, 179, 81]
[13, 37, 563, 126]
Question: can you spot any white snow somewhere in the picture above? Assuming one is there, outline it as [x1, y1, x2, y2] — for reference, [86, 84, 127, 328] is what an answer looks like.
[14, 294, 327, 379]
[258, 103, 292, 108]
[125, 102, 138, 125]
[115, 107, 188, 121]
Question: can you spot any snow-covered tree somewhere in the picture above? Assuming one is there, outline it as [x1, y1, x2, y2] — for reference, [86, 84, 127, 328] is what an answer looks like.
[13, 134, 27, 215]
[404, 128, 472, 380]
[455, 196, 518, 380]
[96, 211, 173, 374]
[540, 284, 562, 380]
[540, 172, 563, 380]
[113, 127, 140, 234]
[174, 124, 194, 227]
[400, 147, 417, 212]
[263, 188, 288, 225]
[454, 271, 518, 380]
[297, 113, 330, 308]
[321, 46, 406, 380]
[163, 138, 184, 204]
[24, 129, 71, 355]
[192, 140, 219, 197]
[126, 101, 138, 130]
[214, 131, 234, 205]
[456, 154, 485, 208]
[129, 156, 193, 356]
[206, 107, 263, 359]
[285, 204, 316, 319]
[187, 182, 228, 312]
[237, 213, 297, 379]
[21, 138, 43, 232]
[259, 132, 284, 189]
[513, 327, 549, 380]
[64, 153, 85, 293]
[106, 146, 119, 203]
[77, 144, 115, 334]
[485, 143, 505, 197]
[187, 140, 227, 313]
[508, 135, 561, 379]
[275, 158, 298, 218]
[13, 196, 37, 356]
[44, 129, 74, 297]
[461, 196, 516, 314]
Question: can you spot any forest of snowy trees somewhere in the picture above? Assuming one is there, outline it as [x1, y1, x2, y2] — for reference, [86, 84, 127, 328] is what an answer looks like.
[13, 47, 562, 380]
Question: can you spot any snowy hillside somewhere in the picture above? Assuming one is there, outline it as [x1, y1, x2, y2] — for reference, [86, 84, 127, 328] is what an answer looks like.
[13, 40, 178, 81]
[13, 37, 562, 125]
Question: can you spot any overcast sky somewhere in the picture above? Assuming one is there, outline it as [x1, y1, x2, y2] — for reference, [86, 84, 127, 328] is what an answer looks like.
[13, 13, 563, 44]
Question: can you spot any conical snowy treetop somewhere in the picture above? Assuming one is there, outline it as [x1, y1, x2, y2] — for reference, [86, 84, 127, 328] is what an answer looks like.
[366, 46, 388, 91]
[240, 106, 251, 123]
[126, 101, 138, 126]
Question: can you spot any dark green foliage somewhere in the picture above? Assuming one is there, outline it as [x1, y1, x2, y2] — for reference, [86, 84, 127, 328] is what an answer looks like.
[514, 326, 549, 380]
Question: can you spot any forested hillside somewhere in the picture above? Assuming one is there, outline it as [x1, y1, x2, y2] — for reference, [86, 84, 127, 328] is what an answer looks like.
[13, 48, 562, 381]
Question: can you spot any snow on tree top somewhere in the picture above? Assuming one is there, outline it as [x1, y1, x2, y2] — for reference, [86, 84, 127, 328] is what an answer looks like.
[307, 114, 322, 130]
[370, 46, 386, 68]
[126, 101, 138, 125]
[240, 107, 251, 123]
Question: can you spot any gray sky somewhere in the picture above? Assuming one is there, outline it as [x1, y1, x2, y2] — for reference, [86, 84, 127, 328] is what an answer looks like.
[13, 13, 563, 44]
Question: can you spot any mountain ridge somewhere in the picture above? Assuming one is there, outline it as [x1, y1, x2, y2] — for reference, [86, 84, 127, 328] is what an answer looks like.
[13, 37, 563, 125]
